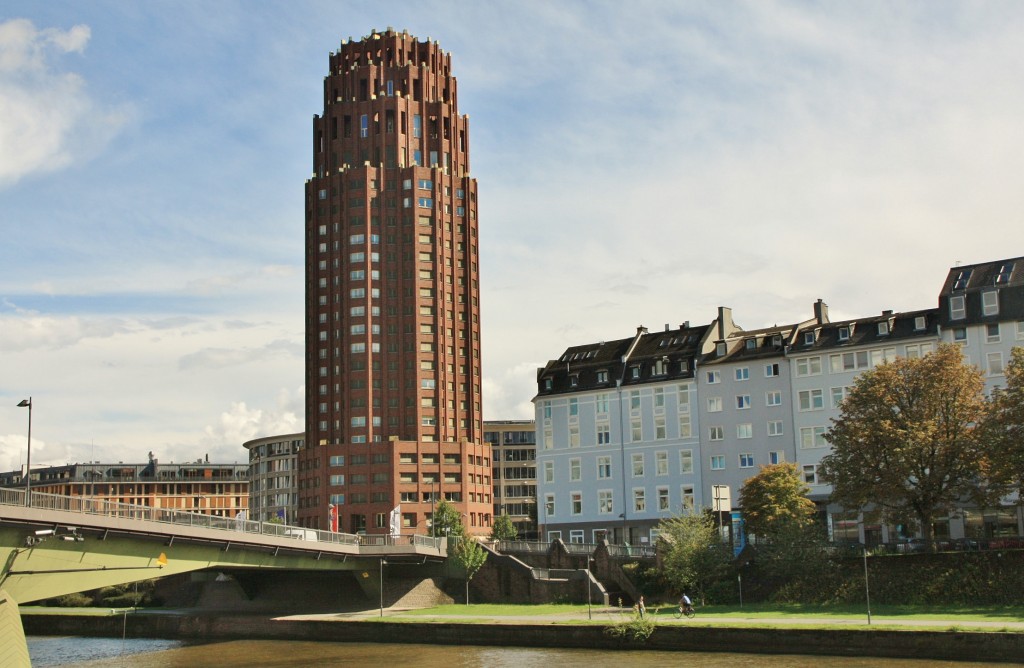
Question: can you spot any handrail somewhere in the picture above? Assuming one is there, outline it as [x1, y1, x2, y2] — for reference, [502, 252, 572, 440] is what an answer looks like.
[0, 488, 443, 551]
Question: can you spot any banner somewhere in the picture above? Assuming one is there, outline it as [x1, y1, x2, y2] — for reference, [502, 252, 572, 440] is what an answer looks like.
[389, 504, 401, 537]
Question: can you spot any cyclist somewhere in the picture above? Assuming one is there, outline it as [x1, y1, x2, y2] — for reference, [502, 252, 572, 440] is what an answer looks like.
[679, 592, 693, 616]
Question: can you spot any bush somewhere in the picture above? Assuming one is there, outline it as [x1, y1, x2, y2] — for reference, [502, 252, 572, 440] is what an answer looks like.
[603, 615, 655, 644]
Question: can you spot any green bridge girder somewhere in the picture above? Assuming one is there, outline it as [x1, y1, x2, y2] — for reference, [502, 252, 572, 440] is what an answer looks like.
[0, 526, 385, 604]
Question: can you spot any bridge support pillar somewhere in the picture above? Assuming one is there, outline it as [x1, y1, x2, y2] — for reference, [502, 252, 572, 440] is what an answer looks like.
[0, 588, 30, 668]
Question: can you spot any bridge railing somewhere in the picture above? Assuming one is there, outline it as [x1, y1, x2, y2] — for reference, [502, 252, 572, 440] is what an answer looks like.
[0, 488, 444, 550]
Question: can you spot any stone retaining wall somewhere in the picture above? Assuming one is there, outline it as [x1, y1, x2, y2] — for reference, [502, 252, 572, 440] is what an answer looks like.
[21, 614, 1024, 664]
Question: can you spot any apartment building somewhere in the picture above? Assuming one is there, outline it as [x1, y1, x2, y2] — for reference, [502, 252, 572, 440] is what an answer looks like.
[0, 453, 248, 518]
[534, 322, 708, 545]
[244, 433, 302, 524]
[535, 256, 1024, 545]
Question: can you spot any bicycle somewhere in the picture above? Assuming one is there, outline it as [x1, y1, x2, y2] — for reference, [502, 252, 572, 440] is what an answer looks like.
[674, 604, 695, 619]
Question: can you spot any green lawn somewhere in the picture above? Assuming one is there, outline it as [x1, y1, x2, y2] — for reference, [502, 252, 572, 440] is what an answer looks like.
[398, 602, 1024, 623]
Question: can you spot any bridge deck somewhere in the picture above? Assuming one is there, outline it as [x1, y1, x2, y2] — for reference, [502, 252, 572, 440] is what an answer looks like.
[0, 489, 445, 559]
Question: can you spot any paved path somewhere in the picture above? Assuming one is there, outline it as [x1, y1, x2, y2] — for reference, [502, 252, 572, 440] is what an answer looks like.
[280, 606, 1024, 630]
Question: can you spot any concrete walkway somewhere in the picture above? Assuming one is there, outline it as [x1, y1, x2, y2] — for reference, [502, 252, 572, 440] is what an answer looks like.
[279, 606, 1024, 630]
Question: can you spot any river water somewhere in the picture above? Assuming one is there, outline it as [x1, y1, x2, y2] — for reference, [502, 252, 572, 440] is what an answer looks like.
[26, 637, 1008, 667]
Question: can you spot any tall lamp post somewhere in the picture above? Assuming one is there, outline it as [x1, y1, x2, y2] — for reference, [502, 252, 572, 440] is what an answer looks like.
[17, 398, 32, 506]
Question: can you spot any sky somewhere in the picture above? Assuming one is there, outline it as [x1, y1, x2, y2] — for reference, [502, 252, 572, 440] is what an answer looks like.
[2, 1, 1024, 470]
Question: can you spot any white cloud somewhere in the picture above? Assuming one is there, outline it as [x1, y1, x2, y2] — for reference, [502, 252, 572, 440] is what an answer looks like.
[0, 18, 127, 186]
[199, 389, 303, 460]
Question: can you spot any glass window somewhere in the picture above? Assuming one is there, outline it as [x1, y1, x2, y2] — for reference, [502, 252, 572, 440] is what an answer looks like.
[982, 290, 999, 316]
[680, 449, 693, 474]
[949, 295, 966, 320]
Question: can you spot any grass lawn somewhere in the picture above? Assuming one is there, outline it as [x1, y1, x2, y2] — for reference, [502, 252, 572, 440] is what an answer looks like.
[397, 601, 1024, 624]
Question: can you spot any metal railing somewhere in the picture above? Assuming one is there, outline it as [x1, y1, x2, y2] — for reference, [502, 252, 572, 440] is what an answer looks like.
[0, 488, 443, 551]
[606, 544, 656, 559]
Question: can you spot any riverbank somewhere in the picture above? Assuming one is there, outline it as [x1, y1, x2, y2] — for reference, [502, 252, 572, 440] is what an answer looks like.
[20, 608, 1024, 664]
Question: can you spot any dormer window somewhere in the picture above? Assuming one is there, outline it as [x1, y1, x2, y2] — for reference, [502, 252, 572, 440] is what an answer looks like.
[838, 327, 850, 341]
[716, 342, 727, 356]
[596, 370, 608, 384]
[878, 321, 889, 336]
[914, 316, 926, 331]
[544, 378, 553, 390]
[653, 359, 668, 375]
[803, 331, 815, 346]
[772, 335, 782, 347]
[982, 290, 999, 316]
[630, 366, 641, 379]
[570, 375, 579, 388]
[949, 295, 966, 320]
[745, 339, 756, 350]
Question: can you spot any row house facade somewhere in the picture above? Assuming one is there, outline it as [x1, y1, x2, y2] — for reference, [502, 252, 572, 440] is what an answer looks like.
[535, 256, 1024, 546]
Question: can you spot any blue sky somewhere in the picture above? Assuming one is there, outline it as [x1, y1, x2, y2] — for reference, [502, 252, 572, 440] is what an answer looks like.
[3, 1, 1024, 469]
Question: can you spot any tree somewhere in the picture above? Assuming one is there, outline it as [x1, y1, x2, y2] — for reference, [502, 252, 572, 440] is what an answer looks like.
[984, 346, 1024, 499]
[738, 462, 816, 542]
[819, 344, 989, 546]
[430, 499, 463, 538]
[490, 513, 518, 541]
[656, 509, 731, 603]
[452, 528, 487, 604]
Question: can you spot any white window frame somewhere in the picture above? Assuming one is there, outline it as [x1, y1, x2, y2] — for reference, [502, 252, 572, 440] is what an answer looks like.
[679, 449, 694, 474]
[631, 453, 645, 477]
[655, 451, 669, 476]
[982, 290, 999, 316]
[949, 295, 966, 320]
[737, 423, 753, 439]
[987, 352, 1004, 376]
[633, 488, 646, 513]
[767, 420, 783, 437]
[798, 389, 824, 411]
[710, 456, 725, 471]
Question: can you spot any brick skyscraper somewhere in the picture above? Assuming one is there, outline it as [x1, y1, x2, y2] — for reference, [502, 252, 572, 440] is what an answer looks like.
[299, 29, 491, 535]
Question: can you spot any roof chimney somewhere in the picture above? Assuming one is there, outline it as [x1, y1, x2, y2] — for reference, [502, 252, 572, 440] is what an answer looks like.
[813, 299, 829, 325]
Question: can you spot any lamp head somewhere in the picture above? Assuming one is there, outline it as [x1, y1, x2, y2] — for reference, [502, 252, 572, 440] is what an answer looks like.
[17, 399, 30, 408]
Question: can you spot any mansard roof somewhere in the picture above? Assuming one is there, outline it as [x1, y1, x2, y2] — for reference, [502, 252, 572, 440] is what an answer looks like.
[702, 323, 798, 365]
[938, 256, 1024, 325]
[791, 308, 939, 353]
[534, 323, 710, 398]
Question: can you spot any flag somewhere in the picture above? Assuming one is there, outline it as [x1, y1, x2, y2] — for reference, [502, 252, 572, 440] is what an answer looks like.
[389, 504, 401, 538]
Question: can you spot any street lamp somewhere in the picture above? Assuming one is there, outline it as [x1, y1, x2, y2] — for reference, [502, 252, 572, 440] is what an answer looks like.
[17, 398, 32, 506]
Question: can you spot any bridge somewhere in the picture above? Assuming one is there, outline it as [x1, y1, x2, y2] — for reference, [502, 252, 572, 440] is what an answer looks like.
[0, 488, 451, 665]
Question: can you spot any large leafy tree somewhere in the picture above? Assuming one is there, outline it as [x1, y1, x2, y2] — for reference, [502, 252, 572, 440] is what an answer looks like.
[657, 509, 731, 603]
[739, 462, 816, 541]
[984, 346, 1024, 499]
[819, 344, 989, 545]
